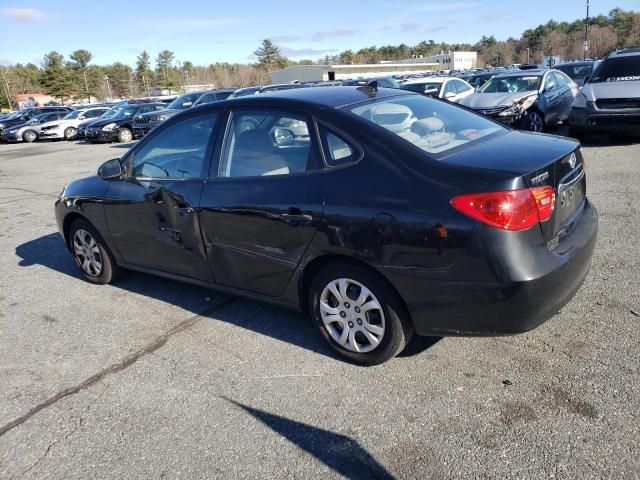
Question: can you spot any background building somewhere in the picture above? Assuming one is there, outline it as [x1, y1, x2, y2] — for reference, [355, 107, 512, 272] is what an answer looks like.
[389, 52, 478, 71]
[270, 62, 438, 84]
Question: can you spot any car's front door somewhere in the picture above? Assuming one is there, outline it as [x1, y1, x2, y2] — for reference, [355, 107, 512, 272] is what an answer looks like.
[553, 71, 575, 121]
[541, 72, 562, 124]
[103, 112, 220, 281]
[198, 108, 325, 297]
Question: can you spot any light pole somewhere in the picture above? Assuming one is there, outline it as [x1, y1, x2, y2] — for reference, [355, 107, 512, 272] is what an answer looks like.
[526, 48, 531, 65]
[584, 0, 592, 60]
[104, 74, 112, 100]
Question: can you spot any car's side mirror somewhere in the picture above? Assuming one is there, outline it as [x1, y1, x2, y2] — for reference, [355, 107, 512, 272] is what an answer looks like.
[98, 158, 123, 180]
[444, 91, 456, 99]
[79, 115, 86, 120]
[583, 75, 591, 84]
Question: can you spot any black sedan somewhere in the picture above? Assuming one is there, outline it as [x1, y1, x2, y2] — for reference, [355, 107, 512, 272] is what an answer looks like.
[55, 87, 597, 365]
[84, 103, 165, 143]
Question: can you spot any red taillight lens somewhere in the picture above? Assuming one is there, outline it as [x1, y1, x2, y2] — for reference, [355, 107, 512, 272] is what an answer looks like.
[451, 187, 555, 231]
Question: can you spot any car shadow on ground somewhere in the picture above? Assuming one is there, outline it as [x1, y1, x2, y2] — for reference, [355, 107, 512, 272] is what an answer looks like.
[15, 233, 440, 363]
[224, 396, 394, 479]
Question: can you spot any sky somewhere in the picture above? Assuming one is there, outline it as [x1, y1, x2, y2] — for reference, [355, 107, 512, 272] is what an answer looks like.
[0, 0, 638, 66]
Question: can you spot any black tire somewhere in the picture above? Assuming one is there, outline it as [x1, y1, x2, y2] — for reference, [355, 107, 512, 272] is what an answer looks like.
[64, 127, 77, 140]
[68, 218, 123, 284]
[518, 110, 545, 133]
[309, 261, 413, 366]
[22, 130, 38, 143]
[117, 127, 133, 143]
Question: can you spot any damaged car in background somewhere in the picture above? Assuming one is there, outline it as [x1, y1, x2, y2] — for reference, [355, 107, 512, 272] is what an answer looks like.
[459, 69, 578, 132]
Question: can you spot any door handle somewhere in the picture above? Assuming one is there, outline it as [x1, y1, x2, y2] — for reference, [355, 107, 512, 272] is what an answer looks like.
[174, 206, 194, 217]
[281, 213, 313, 225]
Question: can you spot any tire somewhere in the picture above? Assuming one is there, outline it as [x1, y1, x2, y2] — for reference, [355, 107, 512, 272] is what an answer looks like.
[22, 130, 38, 143]
[520, 110, 545, 133]
[309, 261, 413, 365]
[68, 218, 122, 284]
[117, 128, 133, 143]
[64, 127, 77, 140]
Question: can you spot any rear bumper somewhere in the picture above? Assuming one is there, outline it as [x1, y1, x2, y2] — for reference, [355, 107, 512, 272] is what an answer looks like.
[385, 199, 598, 336]
[570, 105, 640, 135]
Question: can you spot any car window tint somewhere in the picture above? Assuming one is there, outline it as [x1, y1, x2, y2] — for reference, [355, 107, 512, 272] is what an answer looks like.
[197, 93, 217, 105]
[218, 110, 311, 178]
[554, 71, 569, 87]
[132, 114, 217, 179]
[544, 73, 556, 90]
[454, 80, 470, 93]
[444, 81, 456, 95]
[348, 94, 504, 156]
[318, 125, 358, 166]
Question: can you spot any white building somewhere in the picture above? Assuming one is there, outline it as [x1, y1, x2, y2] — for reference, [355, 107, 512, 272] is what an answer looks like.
[270, 62, 438, 84]
[390, 52, 478, 71]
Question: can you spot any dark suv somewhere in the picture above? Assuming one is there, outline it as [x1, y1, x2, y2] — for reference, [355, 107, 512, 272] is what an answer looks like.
[85, 103, 166, 143]
[569, 47, 640, 139]
[133, 90, 234, 139]
[0, 106, 71, 136]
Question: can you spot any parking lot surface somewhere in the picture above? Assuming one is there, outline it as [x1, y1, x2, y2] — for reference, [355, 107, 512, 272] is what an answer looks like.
[0, 136, 639, 479]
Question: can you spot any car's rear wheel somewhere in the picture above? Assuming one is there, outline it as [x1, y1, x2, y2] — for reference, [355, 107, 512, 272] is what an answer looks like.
[309, 262, 412, 365]
[64, 127, 77, 140]
[69, 218, 122, 284]
[22, 130, 38, 143]
[521, 110, 545, 132]
[117, 128, 133, 143]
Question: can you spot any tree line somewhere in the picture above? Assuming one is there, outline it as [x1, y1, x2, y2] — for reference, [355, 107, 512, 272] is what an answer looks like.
[1, 8, 638, 108]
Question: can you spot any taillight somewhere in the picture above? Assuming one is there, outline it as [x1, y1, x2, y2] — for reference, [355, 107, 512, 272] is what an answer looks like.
[451, 187, 555, 231]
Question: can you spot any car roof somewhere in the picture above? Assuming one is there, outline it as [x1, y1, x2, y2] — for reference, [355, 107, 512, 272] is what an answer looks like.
[403, 77, 449, 85]
[206, 86, 415, 110]
[609, 47, 640, 57]
[493, 69, 547, 78]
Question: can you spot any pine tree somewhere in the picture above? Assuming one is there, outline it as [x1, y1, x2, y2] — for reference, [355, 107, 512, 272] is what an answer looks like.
[41, 51, 76, 102]
[253, 39, 286, 71]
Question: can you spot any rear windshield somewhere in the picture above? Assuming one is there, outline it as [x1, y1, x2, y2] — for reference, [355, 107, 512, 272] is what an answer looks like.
[591, 57, 640, 83]
[555, 64, 594, 80]
[400, 82, 442, 96]
[481, 76, 541, 93]
[345, 94, 503, 155]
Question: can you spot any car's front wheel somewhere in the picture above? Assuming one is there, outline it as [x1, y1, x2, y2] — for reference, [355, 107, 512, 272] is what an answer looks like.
[309, 262, 412, 365]
[22, 130, 38, 143]
[117, 128, 133, 143]
[68, 218, 122, 284]
[64, 127, 77, 140]
[521, 110, 545, 132]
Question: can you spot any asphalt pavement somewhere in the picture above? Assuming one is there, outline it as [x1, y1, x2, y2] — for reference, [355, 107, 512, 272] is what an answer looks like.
[0, 134, 638, 479]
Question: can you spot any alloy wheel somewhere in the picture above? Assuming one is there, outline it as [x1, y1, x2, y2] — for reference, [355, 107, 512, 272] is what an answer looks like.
[64, 127, 77, 140]
[319, 278, 385, 353]
[73, 229, 103, 277]
[527, 111, 544, 132]
[23, 130, 37, 142]
[118, 129, 132, 142]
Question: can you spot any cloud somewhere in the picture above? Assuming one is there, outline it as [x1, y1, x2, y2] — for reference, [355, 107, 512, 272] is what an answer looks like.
[270, 35, 303, 43]
[280, 46, 337, 57]
[399, 22, 420, 32]
[0, 7, 46, 22]
[478, 11, 517, 22]
[412, 2, 480, 12]
[311, 29, 357, 42]
[424, 25, 449, 33]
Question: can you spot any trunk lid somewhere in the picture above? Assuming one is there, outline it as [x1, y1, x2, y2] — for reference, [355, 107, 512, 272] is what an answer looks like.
[442, 130, 585, 244]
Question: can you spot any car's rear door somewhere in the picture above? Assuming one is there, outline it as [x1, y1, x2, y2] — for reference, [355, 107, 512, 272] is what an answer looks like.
[198, 107, 325, 297]
[102, 111, 221, 281]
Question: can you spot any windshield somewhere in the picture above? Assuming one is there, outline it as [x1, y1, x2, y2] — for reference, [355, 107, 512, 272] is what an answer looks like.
[5, 109, 29, 120]
[63, 110, 82, 120]
[113, 106, 137, 119]
[591, 57, 640, 83]
[400, 82, 443, 96]
[167, 93, 200, 110]
[346, 95, 503, 156]
[100, 108, 121, 118]
[481, 76, 541, 93]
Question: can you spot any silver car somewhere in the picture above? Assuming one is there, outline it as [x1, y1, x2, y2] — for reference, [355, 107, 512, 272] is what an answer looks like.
[459, 69, 579, 132]
[569, 47, 640, 140]
[0, 111, 68, 143]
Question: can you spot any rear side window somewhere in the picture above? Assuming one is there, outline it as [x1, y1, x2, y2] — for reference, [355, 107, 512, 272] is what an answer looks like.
[217, 110, 313, 178]
[454, 80, 471, 93]
[318, 125, 359, 167]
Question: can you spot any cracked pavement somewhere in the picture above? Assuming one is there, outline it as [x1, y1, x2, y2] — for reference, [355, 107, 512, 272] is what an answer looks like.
[0, 135, 639, 479]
